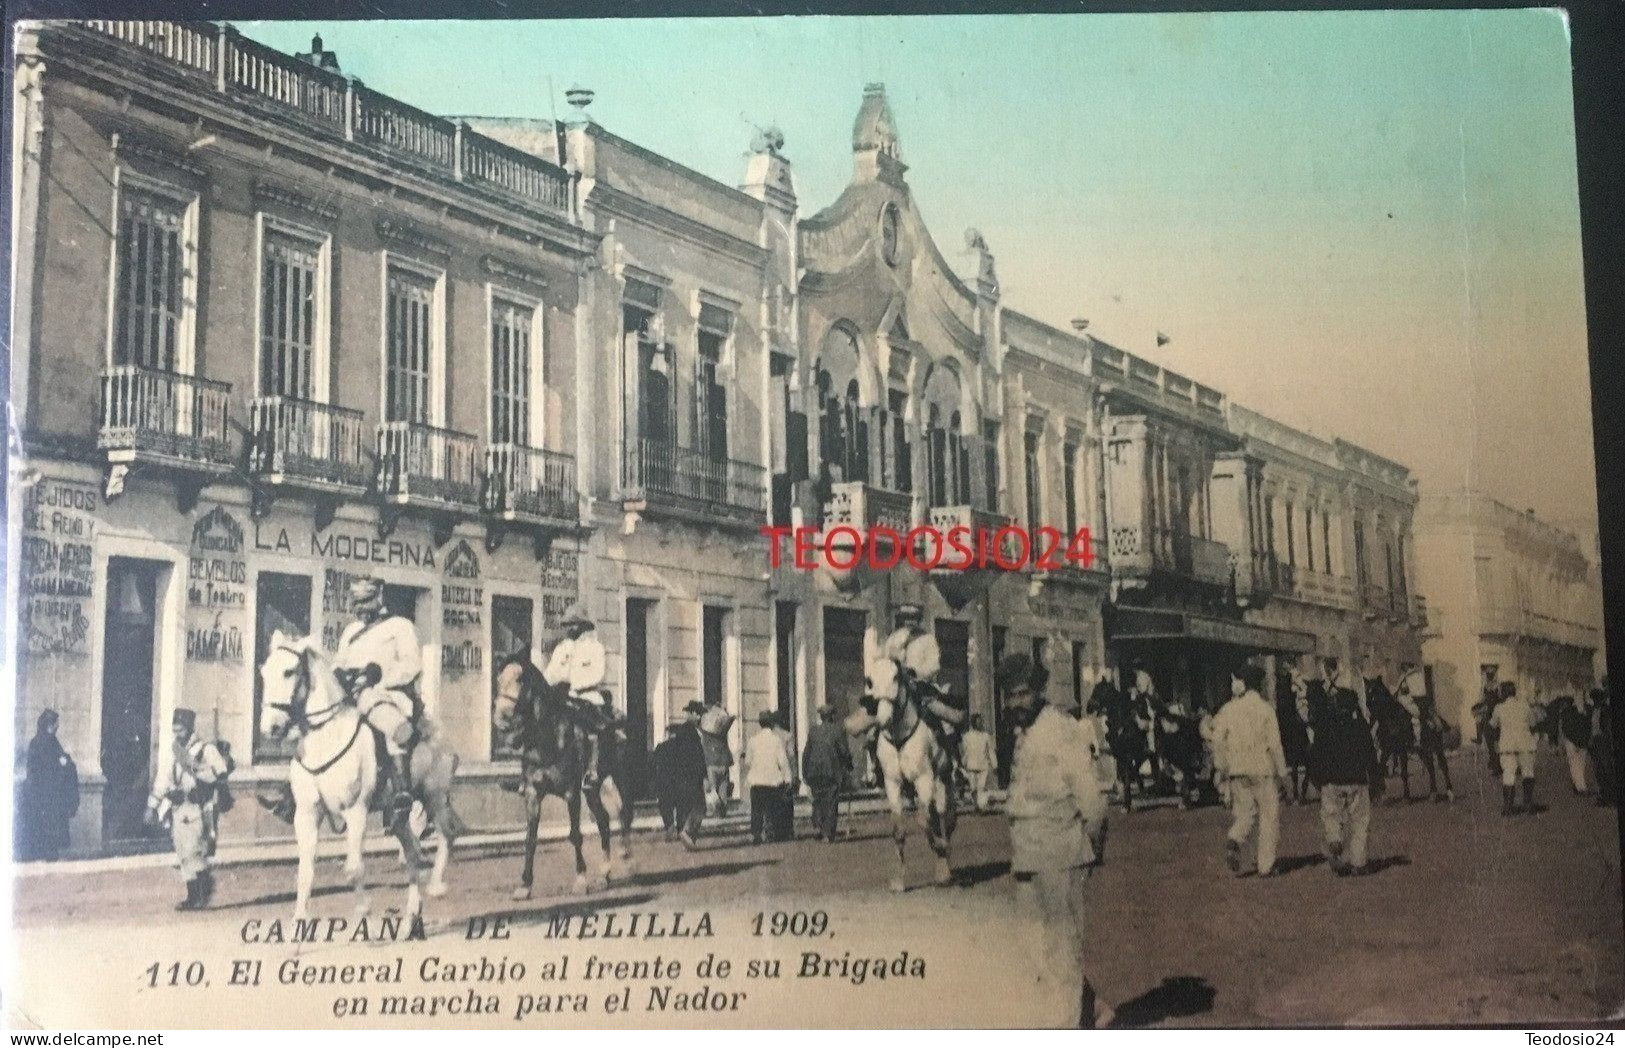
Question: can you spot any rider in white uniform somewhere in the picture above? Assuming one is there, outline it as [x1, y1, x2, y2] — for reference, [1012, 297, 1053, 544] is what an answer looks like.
[335, 576, 422, 824]
[884, 603, 966, 741]
[543, 602, 612, 784]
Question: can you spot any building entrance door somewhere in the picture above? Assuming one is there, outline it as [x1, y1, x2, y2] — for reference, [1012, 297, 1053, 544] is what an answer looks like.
[823, 607, 868, 782]
[101, 558, 162, 845]
[623, 598, 657, 799]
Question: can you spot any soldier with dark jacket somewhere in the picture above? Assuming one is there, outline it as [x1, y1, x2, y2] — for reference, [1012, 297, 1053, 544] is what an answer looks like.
[670, 702, 710, 848]
[1310, 670, 1377, 876]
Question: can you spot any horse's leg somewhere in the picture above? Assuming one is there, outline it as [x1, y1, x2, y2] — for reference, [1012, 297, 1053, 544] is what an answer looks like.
[391, 805, 428, 919]
[927, 761, 955, 887]
[604, 775, 634, 872]
[514, 782, 541, 902]
[583, 785, 614, 888]
[566, 785, 590, 895]
[342, 800, 370, 918]
[877, 742, 907, 893]
[292, 798, 319, 924]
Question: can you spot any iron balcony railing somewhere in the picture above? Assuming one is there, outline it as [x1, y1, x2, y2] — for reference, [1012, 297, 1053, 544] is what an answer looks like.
[375, 422, 482, 508]
[625, 439, 768, 518]
[70, 21, 573, 217]
[483, 443, 577, 524]
[99, 365, 234, 467]
[249, 395, 371, 491]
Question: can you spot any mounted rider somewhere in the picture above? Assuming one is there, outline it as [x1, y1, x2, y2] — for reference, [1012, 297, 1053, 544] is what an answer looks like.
[333, 575, 425, 827]
[543, 601, 615, 786]
[883, 603, 968, 741]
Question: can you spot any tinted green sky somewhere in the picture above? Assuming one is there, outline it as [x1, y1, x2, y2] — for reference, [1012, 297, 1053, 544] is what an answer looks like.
[243, 10, 1595, 529]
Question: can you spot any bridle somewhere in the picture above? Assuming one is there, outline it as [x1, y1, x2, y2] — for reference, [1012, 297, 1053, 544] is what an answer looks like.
[267, 642, 365, 777]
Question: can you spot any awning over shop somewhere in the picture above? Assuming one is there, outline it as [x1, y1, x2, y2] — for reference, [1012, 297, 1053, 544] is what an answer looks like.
[1107, 608, 1318, 655]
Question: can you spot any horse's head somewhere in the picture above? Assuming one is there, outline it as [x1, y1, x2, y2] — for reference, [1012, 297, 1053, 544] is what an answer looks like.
[493, 654, 534, 734]
[259, 630, 320, 740]
[863, 653, 901, 728]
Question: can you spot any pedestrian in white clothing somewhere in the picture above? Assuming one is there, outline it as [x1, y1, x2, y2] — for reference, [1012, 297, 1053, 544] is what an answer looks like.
[745, 713, 793, 844]
[1212, 664, 1288, 877]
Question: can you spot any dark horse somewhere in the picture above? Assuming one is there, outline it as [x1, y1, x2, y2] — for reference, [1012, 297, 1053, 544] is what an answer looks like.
[1365, 676, 1417, 803]
[493, 654, 633, 899]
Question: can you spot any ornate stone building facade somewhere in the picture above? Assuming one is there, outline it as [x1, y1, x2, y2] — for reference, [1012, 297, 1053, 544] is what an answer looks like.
[10, 23, 1429, 853]
[1416, 492, 1604, 729]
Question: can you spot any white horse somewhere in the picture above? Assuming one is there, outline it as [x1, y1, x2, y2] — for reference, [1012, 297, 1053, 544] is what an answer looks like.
[852, 632, 958, 893]
[258, 632, 457, 923]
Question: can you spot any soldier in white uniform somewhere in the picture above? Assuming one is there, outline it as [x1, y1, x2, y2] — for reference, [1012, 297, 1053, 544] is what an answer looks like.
[147, 708, 233, 911]
[333, 576, 424, 824]
[542, 602, 613, 785]
[885, 603, 966, 738]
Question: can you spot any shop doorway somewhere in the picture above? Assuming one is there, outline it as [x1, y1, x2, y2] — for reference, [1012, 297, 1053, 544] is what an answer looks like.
[623, 598, 657, 799]
[100, 558, 162, 845]
[823, 607, 868, 783]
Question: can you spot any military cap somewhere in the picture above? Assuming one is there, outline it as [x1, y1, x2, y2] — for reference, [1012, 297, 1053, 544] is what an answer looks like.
[172, 708, 197, 730]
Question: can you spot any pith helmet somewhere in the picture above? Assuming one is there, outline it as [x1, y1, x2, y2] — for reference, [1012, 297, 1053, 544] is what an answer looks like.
[895, 602, 923, 622]
[347, 576, 384, 601]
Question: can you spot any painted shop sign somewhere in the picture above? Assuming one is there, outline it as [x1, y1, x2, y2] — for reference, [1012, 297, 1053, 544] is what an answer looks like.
[254, 522, 438, 568]
[441, 540, 483, 676]
[186, 507, 249, 663]
[189, 506, 248, 611]
[20, 478, 98, 657]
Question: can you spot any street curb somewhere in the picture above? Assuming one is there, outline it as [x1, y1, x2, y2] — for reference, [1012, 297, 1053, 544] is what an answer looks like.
[15, 792, 1015, 878]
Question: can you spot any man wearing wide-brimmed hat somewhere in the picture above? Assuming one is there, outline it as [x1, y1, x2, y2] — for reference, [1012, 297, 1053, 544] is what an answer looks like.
[542, 600, 613, 785]
[332, 575, 424, 825]
[147, 708, 233, 910]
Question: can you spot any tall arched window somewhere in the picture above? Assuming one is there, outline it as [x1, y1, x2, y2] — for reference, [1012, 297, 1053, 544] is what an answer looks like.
[922, 364, 965, 506]
[817, 325, 868, 483]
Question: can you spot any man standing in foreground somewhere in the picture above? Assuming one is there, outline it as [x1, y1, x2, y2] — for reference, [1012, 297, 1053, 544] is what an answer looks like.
[1213, 663, 1287, 878]
[1310, 672, 1377, 876]
[147, 708, 233, 910]
[1000, 652, 1113, 1029]
[801, 704, 852, 842]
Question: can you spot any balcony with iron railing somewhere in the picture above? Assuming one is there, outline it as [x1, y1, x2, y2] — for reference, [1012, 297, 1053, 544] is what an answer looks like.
[375, 422, 483, 510]
[249, 396, 371, 495]
[483, 443, 578, 528]
[1109, 524, 1233, 590]
[99, 365, 235, 472]
[623, 439, 768, 528]
[65, 21, 574, 219]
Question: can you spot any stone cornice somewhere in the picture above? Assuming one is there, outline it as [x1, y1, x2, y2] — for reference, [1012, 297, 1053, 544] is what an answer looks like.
[376, 217, 452, 259]
[110, 132, 207, 180]
[253, 178, 340, 222]
[481, 254, 548, 288]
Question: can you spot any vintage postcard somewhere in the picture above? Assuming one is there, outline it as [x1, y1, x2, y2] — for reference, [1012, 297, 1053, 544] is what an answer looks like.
[5, 7, 1619, 1030]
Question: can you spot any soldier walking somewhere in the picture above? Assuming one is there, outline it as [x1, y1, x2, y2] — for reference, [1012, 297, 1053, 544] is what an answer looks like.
[147, 709, 234, 910]
[1000, 652, 1113, 1029]
[1213, 664, 1287, 878]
